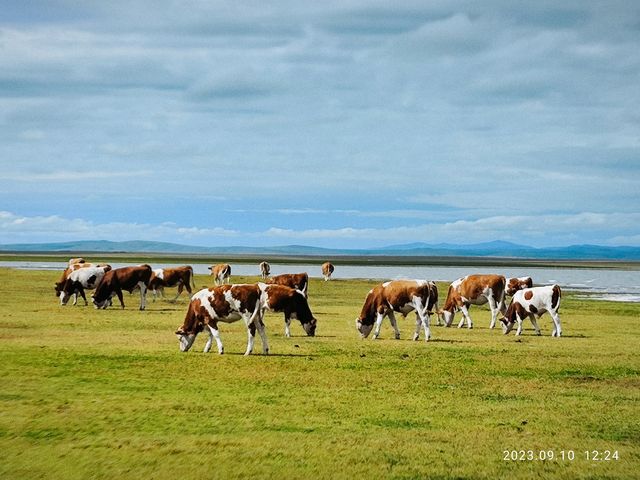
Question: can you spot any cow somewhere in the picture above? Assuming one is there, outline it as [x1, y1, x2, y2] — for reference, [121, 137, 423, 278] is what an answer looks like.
[58, 265, 111, 306]
[500, 285, 562, 337]
[266, 273, 309, 298]
[439, 274, 506, 329]
[506, 276, 534, 297]
[55, 262, 111, 304]
[208, 263, 231, 285]
[355, 280, 437, 342]
[148, 266, 195, 301]
[175, 284, 268, 355]
[321, 262, 334, 281]
[262, 284, 317, 337]
[92, 264, 153, 310]
[259, 261, 270, 279]
[68, 257, 86, 266]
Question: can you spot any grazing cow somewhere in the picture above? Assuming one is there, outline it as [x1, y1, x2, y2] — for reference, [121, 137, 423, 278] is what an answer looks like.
[506, 276, 534, 297]
[266, 273, 309, 298]
[356, 280, 437, 342]
[259, 261, 271, 279]
[208, 263, 231, 285]
[148, 266, 195, 301]
[175, 284, 268, 355]
[500, 285, 562, 336]
[58, 265, 111, 306]
[321, 262, 334, 281]
[440, 274, 506, 329]
[92, 264, 152, 310]
[55, 262, 111, 304]
[262, 284, 317, 337]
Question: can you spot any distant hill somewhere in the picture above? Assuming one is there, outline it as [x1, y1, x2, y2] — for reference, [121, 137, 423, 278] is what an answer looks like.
[1, 240, 640, 260]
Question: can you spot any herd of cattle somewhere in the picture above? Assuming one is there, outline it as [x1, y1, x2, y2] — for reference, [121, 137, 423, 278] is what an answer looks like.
[54, 258, 562, 355]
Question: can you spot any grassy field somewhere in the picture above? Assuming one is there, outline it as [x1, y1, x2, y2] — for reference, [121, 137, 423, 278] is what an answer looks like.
[0, 267, 639, 479]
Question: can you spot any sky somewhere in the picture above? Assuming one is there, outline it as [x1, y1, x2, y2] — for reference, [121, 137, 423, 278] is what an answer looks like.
[1, 0, 639, 249]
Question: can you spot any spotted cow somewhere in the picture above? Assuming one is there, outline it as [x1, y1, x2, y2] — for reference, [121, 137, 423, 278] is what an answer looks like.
[500, 285, 562, 336]
[262, 284, 317, 337]
[440, 274, 506, 329]
[58, 265, 111, 306]
[55, 262, 111, 304]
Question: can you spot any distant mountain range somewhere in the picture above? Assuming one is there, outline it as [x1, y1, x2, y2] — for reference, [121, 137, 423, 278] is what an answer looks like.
[1, 239, 640, 260]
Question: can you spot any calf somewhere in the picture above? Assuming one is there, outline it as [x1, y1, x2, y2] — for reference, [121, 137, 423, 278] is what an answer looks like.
[148, 266, 195, 301]
[262, 284, 317, 337]
[506, 276, 533, 297]
[440, 274, 506, 329]
[175, 284, 268, 355]
[208, 263, 231, 285]
[356, 280, 437, 342]
[92, 264, 152, 310]
[321, 262, 334, 281]
[266, 273, 309, 298]
[500, 285, 562, 336]
[59, 265, 111, 306]
[259, 261, 270, 279]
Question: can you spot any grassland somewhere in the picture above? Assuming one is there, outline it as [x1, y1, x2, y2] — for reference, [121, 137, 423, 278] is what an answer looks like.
[0, 267, 639, 479]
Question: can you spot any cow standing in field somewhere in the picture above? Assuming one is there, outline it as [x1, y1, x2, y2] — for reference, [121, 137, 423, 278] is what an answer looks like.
[259, 261, 270, 279]
[148, 266, 195, 301]
[262, 284, 317, 337]
[356, 280, 437, 342]
[58, 265, 111, 306]
[175, 284, 268, 355]
[439, 274, 506, 329]
[500, 285, 562, 336]
[506, 276, 533, 297]
[321, 262, 334, 281]
[55, 262, 111, 305]
[209, 263, 231, 285]
[92, 264, 152, 310]
[266, 273, 309, 298]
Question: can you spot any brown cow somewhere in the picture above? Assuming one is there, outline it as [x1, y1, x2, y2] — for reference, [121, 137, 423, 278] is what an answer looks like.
[262, 284, 317, 337]
[259, 261, 270, 279]
[356, 280, 437, 342]
[506, 276, 534, 296]
[175, 284, 268, 355]
[208, 263, 231, 285]
[148, 266, 195, 301]
[92, 265, 153, 310]
[321, 262, 334, 281]
[266, 272, 309, 297]
[440, 274, 506, 329]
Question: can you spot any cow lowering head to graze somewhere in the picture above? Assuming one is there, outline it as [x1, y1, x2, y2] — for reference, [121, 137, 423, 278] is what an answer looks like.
[321, 262, 334, 281]
[92, 264, 152, 310]
[175, 284, 268, 355]
[259, 261, 270, 279]
[148, 266, 195, 301]
[208, 263, 231, 285]
[266, 273, 309, 298]
[439, 274, 506, 329]
[506, 276, 534, 297]
[355, 280, 437, 342]
[59, 265, 111, 306]
[500, 285, 562, 337]
[54, 262, 111, 304]
[261, 283, 317, 337]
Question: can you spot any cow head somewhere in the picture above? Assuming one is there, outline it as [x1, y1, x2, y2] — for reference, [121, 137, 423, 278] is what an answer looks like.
[355, 317, 374, 338]
[499, 302, 518, 334]
[92, 292, 112, 309]
[59, 279, 78, 306]
[54, 281, 64, 298]
[175, 323, 203, 352]
[440, 308, 456, 327]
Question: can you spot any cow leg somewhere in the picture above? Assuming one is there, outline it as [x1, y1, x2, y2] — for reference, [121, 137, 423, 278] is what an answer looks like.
[487, 294, 499, 329]
[115, 289, 125, 309]
[284, 314, 292, 338]
[458, 305, 473, 329]
[372, 312, 385, 339]
[529, 314, 542, 335]
[72, 292, 78, 306]
[413, 312, 423, 340]
[205, 325, 224, 354]
[245, 322, 257, 356]
[515, 316, 524, 336]
[550, 312, 562, 337]
[172, 283, 184, 302]
[138, 282, 147, 310]
[77, 287, 88, 306]
[256, 319, 270, 355]
[387, 311, 400, 339]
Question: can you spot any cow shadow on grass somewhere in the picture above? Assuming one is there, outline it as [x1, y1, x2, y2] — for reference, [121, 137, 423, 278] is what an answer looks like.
[212, 352, 318, 358]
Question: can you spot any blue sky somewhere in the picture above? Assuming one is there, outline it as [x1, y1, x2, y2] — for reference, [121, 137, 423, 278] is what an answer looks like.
[1, 1, 639, 248]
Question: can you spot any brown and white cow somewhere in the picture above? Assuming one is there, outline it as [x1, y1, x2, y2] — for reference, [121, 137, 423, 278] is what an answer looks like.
[355, 280, 438, 342]
[148, 266, 195, 301]
[175, 284, 268, 355]
[321, 262, 334, 281]
[440, 274, 506, 329]
[68, 257, 86, 266]
[266, 273, 309, 298]
[506, 276, 534, 297]
[262, 284, 317, 337]
[500, 285, 562, 336]
[259, 261, 270, 279]
[92, 264, 153, 310]
[58, 265, 111, 306]
[208, 263, 231, 285]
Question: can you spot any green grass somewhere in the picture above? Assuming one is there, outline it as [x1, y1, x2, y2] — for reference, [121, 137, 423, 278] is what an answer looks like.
[1, 267, 639, 479]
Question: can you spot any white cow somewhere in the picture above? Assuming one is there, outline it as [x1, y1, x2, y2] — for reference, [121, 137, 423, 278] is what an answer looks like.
[500, 285, 562, 336]
[59, 265, 111, 305]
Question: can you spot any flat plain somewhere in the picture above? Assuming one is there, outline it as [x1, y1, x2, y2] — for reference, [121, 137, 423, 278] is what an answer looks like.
[0, 266, 639, 479]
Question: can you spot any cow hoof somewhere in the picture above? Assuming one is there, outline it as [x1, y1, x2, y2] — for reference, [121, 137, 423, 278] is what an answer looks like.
[412, 333, 419, 341]
[373, 335, 379, 340]
[395, 334, 401, 340]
